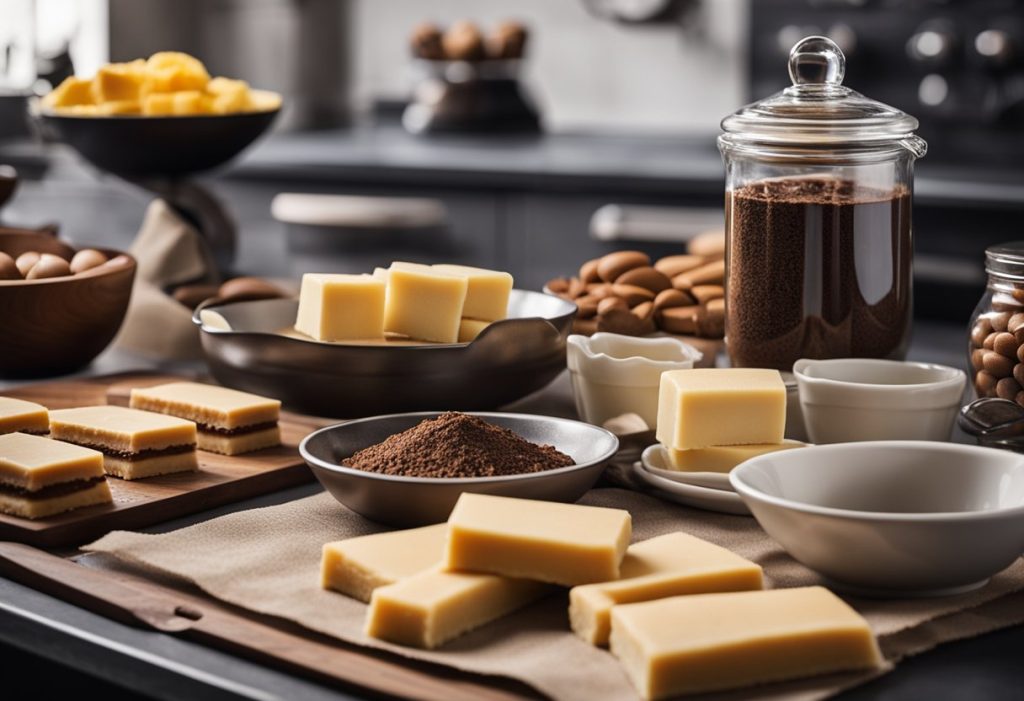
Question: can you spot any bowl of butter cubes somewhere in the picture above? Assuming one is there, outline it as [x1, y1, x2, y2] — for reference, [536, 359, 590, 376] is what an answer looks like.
[193, 261, 576, 417]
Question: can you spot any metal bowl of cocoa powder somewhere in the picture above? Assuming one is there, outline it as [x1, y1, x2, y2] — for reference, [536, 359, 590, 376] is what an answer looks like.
[300, 411, 619, 526]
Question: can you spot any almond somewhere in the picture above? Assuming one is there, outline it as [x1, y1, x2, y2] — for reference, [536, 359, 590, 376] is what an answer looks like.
[653, 288, 695, 310]
[654, 254, 704, 278]
[615, 265, 672, 293]
[597, 250, 650, 282]
[657, 305, 701, 335]
[579, 258, 602, 284]
[610, 284, 655, 307]
[690, 284, 724, 305]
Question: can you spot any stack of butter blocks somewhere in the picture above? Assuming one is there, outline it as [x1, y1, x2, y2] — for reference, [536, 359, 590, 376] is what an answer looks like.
[319, 493, 881, 698]
[656, 368, 803, 472]
[294, 262, 513, 344]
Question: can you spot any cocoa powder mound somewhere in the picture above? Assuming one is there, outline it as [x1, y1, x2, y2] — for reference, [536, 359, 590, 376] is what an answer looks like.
[342, 412, 575, 478]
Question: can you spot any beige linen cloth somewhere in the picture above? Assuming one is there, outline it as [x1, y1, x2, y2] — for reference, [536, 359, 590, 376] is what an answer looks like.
[84, 488, 1024, 701]
[113, 198, 219, 360]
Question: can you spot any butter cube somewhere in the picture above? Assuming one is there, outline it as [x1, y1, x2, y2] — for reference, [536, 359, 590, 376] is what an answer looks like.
[444, 493, 631, 586]
[247, 89, 283, 112]
[365, 568, 548, 649]
[321, 524, 447, 602]
[206, 77, 252, 114]
[610, 587, 883, 700]
[383, 262, 467, 343]
[295, 273, 386, 341]
[458, 318, 490, 342]
[44, 76, 95, 108]
[569, 532, 762, 646]
[96, 100, 142, 115]
[666, 440, 806, 473]
[144, 51, 210, 93]
[142, 92, 176, 116]
[172, 90, 210, 115]
[92, 60, 147, 102]
[432, 264, 513, 321]
[656, 369, 785, 450]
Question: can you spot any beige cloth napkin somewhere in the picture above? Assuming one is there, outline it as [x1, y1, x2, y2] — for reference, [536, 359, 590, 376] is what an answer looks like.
[84, 489, 1024, 701]
[113, 199, 219, 360]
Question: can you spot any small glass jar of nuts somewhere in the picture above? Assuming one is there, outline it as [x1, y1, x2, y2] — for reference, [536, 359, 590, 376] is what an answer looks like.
[969, 243, 1024, 404]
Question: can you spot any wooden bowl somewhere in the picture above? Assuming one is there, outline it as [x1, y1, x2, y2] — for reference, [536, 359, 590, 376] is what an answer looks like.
[0, 231, 136, 377]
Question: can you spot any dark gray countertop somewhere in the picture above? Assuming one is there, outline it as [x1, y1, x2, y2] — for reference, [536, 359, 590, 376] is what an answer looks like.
[225, 126, 1024, 207]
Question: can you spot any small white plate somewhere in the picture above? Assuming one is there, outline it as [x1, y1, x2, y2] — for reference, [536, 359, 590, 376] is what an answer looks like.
[641, 444, 732, 490]
[631, 460, 751, 516]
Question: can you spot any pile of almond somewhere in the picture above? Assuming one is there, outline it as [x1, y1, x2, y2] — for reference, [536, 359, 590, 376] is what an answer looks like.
[547, 238, 725, 338]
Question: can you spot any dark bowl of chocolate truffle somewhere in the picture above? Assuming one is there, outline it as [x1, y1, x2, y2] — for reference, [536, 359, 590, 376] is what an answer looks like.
[299, 411, 619, 526]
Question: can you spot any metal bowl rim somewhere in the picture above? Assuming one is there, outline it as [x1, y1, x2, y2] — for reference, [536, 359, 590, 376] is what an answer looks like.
[31, 93, 282, 122]
[299, 410, 619, 485]
[192, 290, 578, 350]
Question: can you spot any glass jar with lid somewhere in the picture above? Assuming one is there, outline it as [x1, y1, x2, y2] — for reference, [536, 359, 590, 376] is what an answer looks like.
[968, 243, 1024, 404]
[718, 36, 927, 371]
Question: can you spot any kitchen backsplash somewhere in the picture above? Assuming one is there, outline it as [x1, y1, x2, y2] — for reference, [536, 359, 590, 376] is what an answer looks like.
[351, 0, 746, 134]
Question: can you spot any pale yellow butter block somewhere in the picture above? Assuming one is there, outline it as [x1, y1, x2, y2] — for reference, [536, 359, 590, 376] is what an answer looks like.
[656, 369, 786, 450]
[432, 264, 513, 322]
[610, 587, 883, 700]
[0, 397, 49, 435]
[365, 567, 548, 649]
[321, 524, 447, 602]
[457, 318, 490, 343]
[383, 263, 468, 343]
[569, 532, 763, 646]
[444, 493, 631, 586]
[666, 440, 807, 473]
[371, 267, 389, 282]
[295, 273, 386, 341]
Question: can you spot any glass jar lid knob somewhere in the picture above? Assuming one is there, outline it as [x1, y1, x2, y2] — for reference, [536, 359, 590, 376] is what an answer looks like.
[788, 35, 845, 87]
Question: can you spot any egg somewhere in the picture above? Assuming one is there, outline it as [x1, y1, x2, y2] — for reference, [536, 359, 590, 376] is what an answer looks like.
[0, 251, 20, 280]
[218, 276, 284, 302]
[15, 251, 40, 277]
[70, 248, 109, 274]
[26, 253, 72, 280]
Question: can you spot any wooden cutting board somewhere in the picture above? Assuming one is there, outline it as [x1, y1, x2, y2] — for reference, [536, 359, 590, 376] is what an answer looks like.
[0, 543, 538, 701]
[0, 372, 329, 548]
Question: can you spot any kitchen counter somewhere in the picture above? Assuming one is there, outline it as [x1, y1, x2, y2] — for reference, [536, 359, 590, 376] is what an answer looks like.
[228, 125, 1024, 207]
[3, 322, 1024, 701]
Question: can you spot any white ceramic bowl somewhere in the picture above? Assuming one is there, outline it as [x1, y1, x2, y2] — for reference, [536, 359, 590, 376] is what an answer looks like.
[567, 333, 702, 428]
[793, 358, 967, 443]
[731, 441, 1024, 596]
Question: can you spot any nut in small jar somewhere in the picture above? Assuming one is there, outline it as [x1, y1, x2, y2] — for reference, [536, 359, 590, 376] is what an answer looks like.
[969, 243, 1024, 408]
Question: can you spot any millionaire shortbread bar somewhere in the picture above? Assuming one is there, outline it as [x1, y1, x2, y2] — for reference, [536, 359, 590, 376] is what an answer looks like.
[0, 397, 49, 435]
[0, 432, 111, 518]
[129, 382, 281, 456]
[49, 406, 198, 480]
